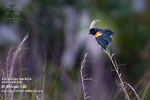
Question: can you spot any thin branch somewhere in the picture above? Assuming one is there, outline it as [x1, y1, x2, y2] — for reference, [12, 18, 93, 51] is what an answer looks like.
[83, 78, 98, 84]
[103, 49, 131, 100]
[80, 53, 92, 100]
[83, 78, 93, 81]
[124, 82, 140, 100]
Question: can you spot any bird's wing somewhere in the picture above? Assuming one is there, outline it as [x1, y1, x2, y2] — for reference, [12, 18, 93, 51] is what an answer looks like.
[96, 37, 107, 49]
[104, 29, 114, 36]
[101, 34, 112, 43]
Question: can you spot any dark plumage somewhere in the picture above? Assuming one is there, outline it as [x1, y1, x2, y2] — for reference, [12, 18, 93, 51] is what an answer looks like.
[89, 28, 114, 49]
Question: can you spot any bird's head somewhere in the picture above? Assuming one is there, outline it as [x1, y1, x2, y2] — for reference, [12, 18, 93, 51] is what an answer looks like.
[89, 20, 100, 35]
[89, 28, 100, 35]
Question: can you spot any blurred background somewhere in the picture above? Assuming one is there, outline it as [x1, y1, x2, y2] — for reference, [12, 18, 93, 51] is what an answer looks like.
[0, 0, 150, 100]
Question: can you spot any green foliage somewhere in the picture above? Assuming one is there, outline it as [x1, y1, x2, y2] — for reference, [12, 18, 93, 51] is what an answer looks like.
[46, 66, 61, 100]
[0, 4, 6, 21]
[141, 80, 150, 100]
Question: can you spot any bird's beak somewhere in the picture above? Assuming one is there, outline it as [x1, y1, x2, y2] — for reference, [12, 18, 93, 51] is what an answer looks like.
[88, 32, 90, 35]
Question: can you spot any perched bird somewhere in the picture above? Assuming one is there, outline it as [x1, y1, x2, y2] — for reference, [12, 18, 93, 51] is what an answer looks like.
[89, 28, 114, 50]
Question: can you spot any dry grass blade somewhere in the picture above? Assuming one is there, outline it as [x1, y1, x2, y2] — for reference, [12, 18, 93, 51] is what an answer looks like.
[8, 34, 28, 79]
[42, 55, 47, 100]
[89, 20, 100, 29]
[6, 47, 14, 77]
[141, 80, 150, 100]
[6, 34, 28, 100]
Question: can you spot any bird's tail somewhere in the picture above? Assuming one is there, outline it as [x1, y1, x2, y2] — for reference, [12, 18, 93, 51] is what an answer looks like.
[109, 43, 113, 53]
[104, 29, 114, 36]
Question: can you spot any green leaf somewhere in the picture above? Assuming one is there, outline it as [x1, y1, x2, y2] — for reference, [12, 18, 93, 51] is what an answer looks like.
[141, 80, 150, 100]
[46, 66, 61, 100]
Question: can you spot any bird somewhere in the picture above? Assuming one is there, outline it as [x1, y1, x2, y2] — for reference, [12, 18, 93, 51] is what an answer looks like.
[89, 28, 114, 50]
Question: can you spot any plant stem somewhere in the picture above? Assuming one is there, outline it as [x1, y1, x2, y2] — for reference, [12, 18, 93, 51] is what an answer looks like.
[80, 53, 92, 100]
[103, 50, 130, 100]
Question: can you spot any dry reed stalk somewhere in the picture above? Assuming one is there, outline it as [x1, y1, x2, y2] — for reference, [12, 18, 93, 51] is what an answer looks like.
[6, 34, 28, 100]
[8, 34, 28, 79]
[80, 53, 93, 100]
[103, 49, 130, 100]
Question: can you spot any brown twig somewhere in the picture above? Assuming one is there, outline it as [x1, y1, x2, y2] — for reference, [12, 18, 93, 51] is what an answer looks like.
[123, 82, 140, 100]
[103, 49, 130, 100]
[80, 53, 92, 100]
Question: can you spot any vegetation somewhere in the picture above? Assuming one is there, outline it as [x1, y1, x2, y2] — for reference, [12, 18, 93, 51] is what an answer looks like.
[0, 0, 150, 100]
